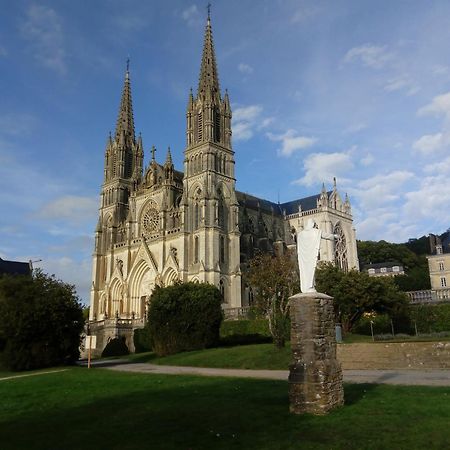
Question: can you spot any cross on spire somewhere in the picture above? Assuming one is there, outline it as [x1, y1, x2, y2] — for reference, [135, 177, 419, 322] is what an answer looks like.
[151, 145, 156, 161]
[207, 2, 211, 19]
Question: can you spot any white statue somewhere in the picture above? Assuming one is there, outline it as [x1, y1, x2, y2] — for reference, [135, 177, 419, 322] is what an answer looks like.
[297, 219, 337, 293]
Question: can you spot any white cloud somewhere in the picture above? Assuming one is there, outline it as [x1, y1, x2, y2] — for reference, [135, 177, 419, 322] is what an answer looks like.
[403, 175, 450, 224]
[35, 195, 98, 224]
[0, 45, 7, 57]
[412, 132, 446, 155]
[232, 105, 272, 141]
[293, 151, 354, 186]
[424, 156, 450, 175]
[20, 5, 66, 74]
[352, 170, 414, 210]
[267, 129, 316, 157]
[384, 75, 419, 96]
[111, 13, 148, 32]
[40, 256, 92, 304]
[344, 44, 393, 69]
[418, 92, 450, 119]
[238, 63, 253, 75]
[361, 153, 374, 166]
[181, 5, 201, 27]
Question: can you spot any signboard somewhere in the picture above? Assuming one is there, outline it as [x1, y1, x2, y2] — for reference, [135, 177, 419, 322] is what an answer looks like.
[85, 335, 97, 350]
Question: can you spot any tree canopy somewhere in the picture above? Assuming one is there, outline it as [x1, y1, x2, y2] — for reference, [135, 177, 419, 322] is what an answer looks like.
[0, 270, 84, 371]
[245, 250, 299, 348]
[357, 240, 430, 291]
[315, 263, 409, 333]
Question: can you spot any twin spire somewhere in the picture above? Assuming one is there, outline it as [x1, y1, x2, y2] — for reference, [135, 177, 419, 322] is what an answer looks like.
[114, 59, 135, 146]
[197, 12, 221, 100]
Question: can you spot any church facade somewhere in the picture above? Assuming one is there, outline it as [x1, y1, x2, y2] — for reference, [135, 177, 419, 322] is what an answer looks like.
[88, 15, 358, 351]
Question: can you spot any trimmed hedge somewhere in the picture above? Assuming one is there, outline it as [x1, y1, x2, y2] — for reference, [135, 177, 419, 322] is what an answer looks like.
[220, 319, 271, 337]
[147, 283, 223, 356]
[220, 319, 273, 345]
[133, 327, 152, 353]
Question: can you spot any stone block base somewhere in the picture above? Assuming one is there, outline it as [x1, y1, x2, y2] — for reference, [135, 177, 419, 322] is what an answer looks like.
[289, 292, 344, 415]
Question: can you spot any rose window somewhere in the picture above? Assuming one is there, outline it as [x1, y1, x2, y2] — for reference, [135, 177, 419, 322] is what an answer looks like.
[142, 207, 159, 234]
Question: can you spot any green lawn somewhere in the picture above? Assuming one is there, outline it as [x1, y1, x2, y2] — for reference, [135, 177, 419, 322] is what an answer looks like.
[0, 367, 449, 450]
[128, 343, 291, 369]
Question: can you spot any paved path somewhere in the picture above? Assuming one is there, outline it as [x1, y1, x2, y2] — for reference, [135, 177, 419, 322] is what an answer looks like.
[0, 369, 68, 382]
[85, 360, 450, 386]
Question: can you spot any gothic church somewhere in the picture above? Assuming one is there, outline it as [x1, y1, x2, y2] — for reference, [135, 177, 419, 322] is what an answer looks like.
[89, 15, 358, 351]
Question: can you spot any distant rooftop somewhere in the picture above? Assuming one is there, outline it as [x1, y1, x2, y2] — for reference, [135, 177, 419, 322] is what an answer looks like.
[0, 258, 31, 276]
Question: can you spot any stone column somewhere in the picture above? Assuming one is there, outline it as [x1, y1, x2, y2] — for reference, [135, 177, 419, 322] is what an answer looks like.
[288, 292, 344, 415]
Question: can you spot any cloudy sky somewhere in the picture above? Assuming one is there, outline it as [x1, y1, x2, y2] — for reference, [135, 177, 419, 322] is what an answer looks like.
[1, 0, 450, 303]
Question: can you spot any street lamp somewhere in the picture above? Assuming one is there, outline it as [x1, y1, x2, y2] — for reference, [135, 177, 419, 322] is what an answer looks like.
[29, 259, 43, 272]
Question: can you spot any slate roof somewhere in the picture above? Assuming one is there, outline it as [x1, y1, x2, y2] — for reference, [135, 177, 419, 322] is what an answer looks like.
[0, 258, 31, 276]
[236, 190, 328, 216]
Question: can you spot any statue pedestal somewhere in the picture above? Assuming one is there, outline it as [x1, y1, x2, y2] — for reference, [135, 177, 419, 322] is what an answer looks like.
[288, 292, 344, 415]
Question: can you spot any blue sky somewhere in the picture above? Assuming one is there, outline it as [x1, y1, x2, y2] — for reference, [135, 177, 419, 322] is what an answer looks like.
[1, 0, 450, 304]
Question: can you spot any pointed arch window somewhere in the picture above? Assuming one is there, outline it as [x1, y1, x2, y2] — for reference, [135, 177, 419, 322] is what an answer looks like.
[197, 111, 203, 142]
[214, 108, 221, 142]
[194, 236, 199, 263]
[219, 279, 225, 303]
[220, 235, 225, 263]
[334, 223, 348, 272]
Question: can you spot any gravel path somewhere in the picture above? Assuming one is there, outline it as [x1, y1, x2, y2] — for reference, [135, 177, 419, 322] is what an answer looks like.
[84, 360, 450, 386]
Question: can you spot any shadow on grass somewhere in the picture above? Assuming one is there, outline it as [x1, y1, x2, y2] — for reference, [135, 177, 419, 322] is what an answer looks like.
[2, 368, 450, 450]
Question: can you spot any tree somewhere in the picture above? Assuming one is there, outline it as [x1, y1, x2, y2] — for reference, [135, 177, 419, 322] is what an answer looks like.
[357, 240, 431, 291]
[315, 263, 409, 333]
[147, 282, 223, 356]
[245, 250, 299, 348]
[0, 270, 84, 371]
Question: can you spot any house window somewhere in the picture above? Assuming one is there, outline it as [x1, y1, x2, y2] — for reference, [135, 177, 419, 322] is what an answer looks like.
[393, 266, 400, 272]
[441, 277, 447, 288]
[368, 268, 375, 275]
[334, 223, 348, 272]
[439, 262, 445, 271]
[380, 267, 387, 273]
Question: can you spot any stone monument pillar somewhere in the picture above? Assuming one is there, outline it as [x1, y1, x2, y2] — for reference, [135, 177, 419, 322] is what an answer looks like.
[288, 292, 344, 415]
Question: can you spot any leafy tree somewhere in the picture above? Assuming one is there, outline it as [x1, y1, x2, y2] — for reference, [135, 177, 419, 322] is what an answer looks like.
[147, 282, 223, 356]
[315, 263, 409, 333]
[357, 240, 430, 290]
[245, 251, 299, 348]
[0, 270, 84, 371]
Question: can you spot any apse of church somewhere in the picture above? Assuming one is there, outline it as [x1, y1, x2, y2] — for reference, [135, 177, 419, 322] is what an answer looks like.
[89, 14, 359, 343]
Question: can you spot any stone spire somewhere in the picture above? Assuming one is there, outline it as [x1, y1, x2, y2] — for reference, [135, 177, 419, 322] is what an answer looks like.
[197, 13, 221, 101]
[114, 59, 135, 145]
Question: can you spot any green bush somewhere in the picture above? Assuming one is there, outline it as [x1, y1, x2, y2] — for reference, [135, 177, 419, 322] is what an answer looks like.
[220, 319, 270, 337]
[101, 337, 129, 357]
[147, 283, 223, 356]
[410, 303, 450, 333]
[0, 271, 84, 371]
[220, 319, 272, 345]
[133, 327, 152, 353]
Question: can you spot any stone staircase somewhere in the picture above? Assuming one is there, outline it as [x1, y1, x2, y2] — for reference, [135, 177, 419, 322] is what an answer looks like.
[337, 342, 450, 370]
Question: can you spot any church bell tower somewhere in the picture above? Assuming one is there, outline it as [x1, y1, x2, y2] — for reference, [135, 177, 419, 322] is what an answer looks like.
[182, 12, 241, 306]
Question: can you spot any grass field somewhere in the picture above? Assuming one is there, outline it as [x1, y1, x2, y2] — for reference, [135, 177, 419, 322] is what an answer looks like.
[1, 367, 450, 450]
[128, 343, 291, 369]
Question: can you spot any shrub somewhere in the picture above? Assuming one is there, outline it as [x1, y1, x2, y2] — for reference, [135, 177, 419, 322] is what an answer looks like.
[410, 303, 450, 333]
[220, 319, 273, 345]
[133, 327, 152, 353]
[147, 282, 223, 356]
[0, 271, 84, 371]
[101, 337, 129, 357]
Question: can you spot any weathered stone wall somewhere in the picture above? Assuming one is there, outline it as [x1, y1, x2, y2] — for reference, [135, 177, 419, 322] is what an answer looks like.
[289, 292, 344, 415]
[338, 342, 450, 369]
